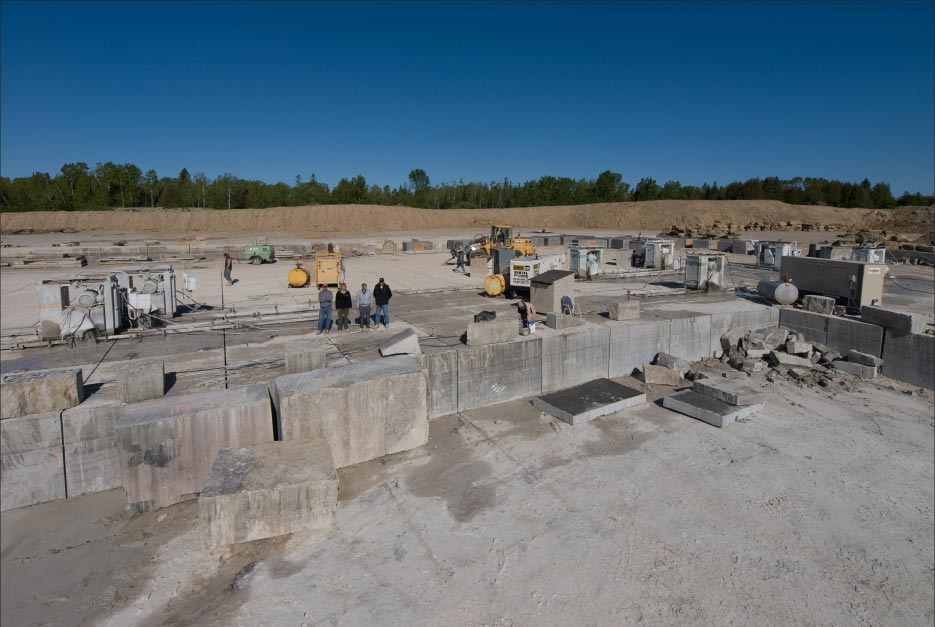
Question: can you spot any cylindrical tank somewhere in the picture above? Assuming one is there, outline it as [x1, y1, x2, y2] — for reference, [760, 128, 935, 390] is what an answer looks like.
[757, 278, 799, 305]
[484, 274, 506, 296]
[288, 264, 311, 288]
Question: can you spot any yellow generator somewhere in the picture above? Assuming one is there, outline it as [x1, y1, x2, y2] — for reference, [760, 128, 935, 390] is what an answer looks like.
[286, 252, 343, 288]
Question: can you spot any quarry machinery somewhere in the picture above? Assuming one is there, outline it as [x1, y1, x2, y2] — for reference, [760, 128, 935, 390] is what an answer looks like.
[450, 226, 536, 261]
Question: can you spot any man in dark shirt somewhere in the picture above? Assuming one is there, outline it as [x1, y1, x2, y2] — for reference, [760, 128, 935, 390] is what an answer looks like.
[373, 277, 392, 328]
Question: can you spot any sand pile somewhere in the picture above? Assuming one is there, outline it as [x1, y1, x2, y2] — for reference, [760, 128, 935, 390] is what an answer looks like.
[0, 200, 920, 236]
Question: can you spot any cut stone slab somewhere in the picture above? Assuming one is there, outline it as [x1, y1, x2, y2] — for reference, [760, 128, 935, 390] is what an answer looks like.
[62, 398, 123, 496]
[860, 305, 928, 334]
[744, 348, 767, 359]
[271, 357, 429, 468]
[532, 378, 646, 425]
[847, 349, 883, 368]
[285, 341, 328, 375]
[766, 351, 814, 369]
[690, 364, 747, 380]
[467, 318, 518, 345]
[609, 301, 640, 321]
[116, 360, 164, 403]
[546, 312, 584, 330]
[654, 352, 690, 376]
[663, 389, 763, 428]
[379, 328, 422, 357]
[742, 359, 764, 373]
[762, 328, 790, 350]
[116, 383, 275, 512]
[719, 328, 745, 353]
[0, 369, 84, 419]
[692, 379, 768, 406]
[199, 438, 337, 547]
[642, 363, 685, 386]
[802, 295, 836, 315]
[832, 360, 877, 379]
[882, 329, 934, 390]
[1, 411, 65, 511]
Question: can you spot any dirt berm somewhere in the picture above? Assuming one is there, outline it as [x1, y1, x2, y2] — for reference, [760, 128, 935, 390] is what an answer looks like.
[0, 200, 925, 236]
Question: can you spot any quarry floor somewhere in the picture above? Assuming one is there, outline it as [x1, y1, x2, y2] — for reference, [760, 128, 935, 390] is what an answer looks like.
[2, 372, 933, 627]
[2, 228, 934, 626]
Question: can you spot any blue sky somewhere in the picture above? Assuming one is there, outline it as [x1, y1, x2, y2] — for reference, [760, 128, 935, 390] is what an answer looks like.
[2, 1, 933, 194]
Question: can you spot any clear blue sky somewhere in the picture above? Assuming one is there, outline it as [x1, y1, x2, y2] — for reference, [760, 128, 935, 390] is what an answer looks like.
[2, 1, 933, 194]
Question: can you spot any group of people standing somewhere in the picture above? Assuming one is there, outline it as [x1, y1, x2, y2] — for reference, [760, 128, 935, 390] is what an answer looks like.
[316, 278, 392, 334]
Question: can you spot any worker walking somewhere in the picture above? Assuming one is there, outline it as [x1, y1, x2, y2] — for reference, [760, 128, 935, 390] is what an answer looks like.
[373, 277, 392, 328]
[334, 282, 352, 332]
[455, 249, 466, 273]
[223, 253, 234, 286]
[356, 283, 373, 330]
[317, 283, 333, 335]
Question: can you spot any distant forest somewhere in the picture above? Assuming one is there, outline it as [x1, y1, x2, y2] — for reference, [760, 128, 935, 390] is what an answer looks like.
[1, 163, 932, 212]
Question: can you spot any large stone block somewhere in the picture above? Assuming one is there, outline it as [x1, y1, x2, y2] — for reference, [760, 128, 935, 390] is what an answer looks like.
[663, 390, 763, 428]
[779, 309, 829, 345]
[533, 379, 646, 425]
[271, 358, 428, 468]
[62, 398, 123, 496]
[1, 411, 65, 511]
[691, 379, 767, 406]
[199, 439, 337, 547]
[546, 312, 584, 330]
[609, 301, 640, 321]
[116, 384, 274, 512]
[667, 314, 712, 362]
[285, 341, 328, 375]
[116, 360, 164, 403]
[467, 318, 518, 345]
[832, 360, 877, 379]
[608, 319, 671, 377]
[861, 305, 928, 334]
[541, 325, 610, 393]
[847, 349, 883, 367]
[458, 338, 542, 410]
[825, 316, 883, 357]
[802, 295, 836, 315]
[882, 330, 935, 389]
[1, 369, 84, 419]
[642, 364, 684, 386]
[421, 349, 459, 418]
[379, 328, 422, 357]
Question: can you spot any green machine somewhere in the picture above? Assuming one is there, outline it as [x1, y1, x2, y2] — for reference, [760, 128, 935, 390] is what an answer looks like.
[244, 244, 275, 264]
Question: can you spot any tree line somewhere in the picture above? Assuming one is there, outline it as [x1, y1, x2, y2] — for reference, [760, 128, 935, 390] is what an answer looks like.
[0, 163, 932, 212]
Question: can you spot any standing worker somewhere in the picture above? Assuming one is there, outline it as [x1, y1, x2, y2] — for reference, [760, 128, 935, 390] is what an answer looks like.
[373, 277, 392, 328]
[455, 248, 466, 273]
[334, 282, 352, 332]
[223, 253, 234, 286]
[356, 282, 373, 330]
[586, 250, 598, 281]
[317, 283, 333, 335]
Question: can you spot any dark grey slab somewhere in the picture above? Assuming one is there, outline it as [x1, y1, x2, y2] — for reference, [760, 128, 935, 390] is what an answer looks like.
[533, 378, 646, 425]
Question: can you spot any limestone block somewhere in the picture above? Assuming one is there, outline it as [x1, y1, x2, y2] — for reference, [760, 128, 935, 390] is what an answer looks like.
[533, 379, 646, 425]
[62, 398, 123, 496]
[642, 364, 685, 386]
[847, 349, 883, 368]
[609, 319, 671, 377]
[379, 328, 422, 357]
[668, 314, 712, 362]
[116, 384, 274, 512]
[690, 364, 747, 380]
[1, 411, 65, 511]
[742, 359, 764, 373]
[116, 360, 164, 403]
[285, 341, 328, 375]
[826, 316, 883, 357]
[832, 360, 877, 379]
[663, 390, 763, 428]
[882, 330, 934, 389]
[467, 318, 518, 345]
[458, 338, 542, 410]
[199, 439, 337, 547]
[860, 306, 928, 334]
[546, 312, 584, 330]
[802, 295, 836, 315]
[692, 379, 767, 406]
[762, 327, 790, 350]
[469, 256, 488, 276]
[720, 328, 744, 353]
[785, 340, 813, 355]
[271, 358, 428, 468]
[0, 369, 84, 419]
[609, 301, 640, 321]
[654, 352, 690, 376]
[778, 309, 829, 346]
[766, 351, 814, 368]
[541, 325, 610, 393]
[421, 349, 458, 418]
